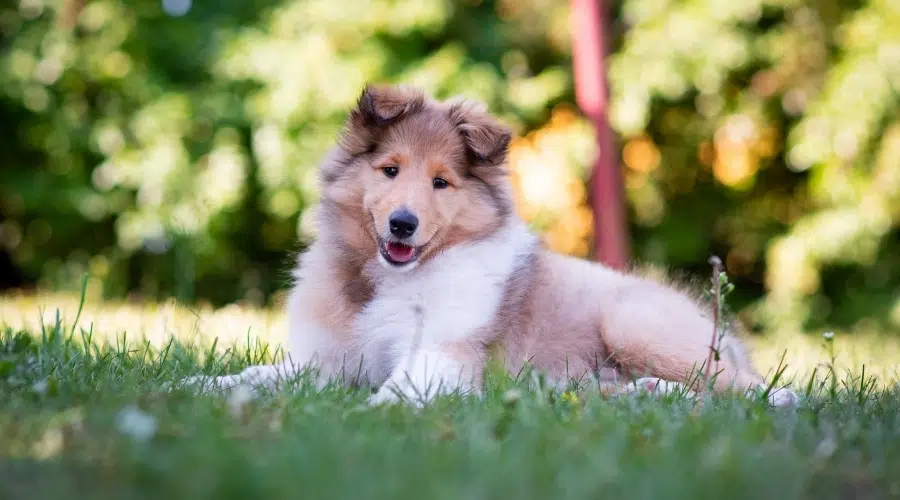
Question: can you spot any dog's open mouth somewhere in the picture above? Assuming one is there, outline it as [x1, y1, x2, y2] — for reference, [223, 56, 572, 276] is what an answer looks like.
[380, 240, 419, 267]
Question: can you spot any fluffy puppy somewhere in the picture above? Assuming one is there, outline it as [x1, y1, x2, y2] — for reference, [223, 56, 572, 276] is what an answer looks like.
[183, 84, 798, 408]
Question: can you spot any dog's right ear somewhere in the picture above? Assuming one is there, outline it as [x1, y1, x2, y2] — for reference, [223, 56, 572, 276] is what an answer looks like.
[446, 99, 513, 168]
[339, 84, 424, 155]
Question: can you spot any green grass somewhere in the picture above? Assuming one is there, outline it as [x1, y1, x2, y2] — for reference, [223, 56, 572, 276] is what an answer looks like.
[2, 309, 900, 500]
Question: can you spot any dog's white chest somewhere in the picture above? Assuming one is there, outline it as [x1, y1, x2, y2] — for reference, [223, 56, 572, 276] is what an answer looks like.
[359, 259, 507, 346]
[354, 221, 535, 369]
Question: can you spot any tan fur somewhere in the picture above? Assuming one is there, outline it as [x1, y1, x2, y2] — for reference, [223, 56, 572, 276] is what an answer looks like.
[489, 251, 765, 392]
[320, 85, 510, 268]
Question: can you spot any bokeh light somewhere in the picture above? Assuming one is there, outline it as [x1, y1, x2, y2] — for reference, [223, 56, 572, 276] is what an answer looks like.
[0, 0, 897, 340]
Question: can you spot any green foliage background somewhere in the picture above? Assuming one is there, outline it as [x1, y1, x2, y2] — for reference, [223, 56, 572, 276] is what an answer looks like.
[1, 0, 898, 337]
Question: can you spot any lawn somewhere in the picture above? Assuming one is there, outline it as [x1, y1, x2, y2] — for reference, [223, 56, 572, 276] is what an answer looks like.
[2, 292, 900, 500]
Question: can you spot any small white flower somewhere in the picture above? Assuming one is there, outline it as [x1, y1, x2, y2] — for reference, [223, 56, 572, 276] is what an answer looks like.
[227, 383, 255, 419]
[116, 404, 157, 442]
[502, 389, 522, 405]
[31, 379, 48, 395]
[814, 425, 838, 459]
[823, 331, 835, 341]
[814, 435, 838, 459]
[33, 426, 64, 459]
[268, 409, 283, 432]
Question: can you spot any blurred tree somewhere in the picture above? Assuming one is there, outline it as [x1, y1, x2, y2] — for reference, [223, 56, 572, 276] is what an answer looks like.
[0, 0, 583, 306]
[607, 0, 900, 335]
[0, 0, 897, 338]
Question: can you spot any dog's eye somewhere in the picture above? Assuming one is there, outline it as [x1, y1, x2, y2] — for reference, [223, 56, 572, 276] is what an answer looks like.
[382, 166, 398, 178]
[433, 177, 449, 189]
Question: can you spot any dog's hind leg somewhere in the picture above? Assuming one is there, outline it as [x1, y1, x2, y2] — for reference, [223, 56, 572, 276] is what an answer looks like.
[599, 280, 798, 408]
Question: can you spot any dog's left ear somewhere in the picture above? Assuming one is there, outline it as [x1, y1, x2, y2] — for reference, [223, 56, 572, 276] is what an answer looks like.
[447, 100, 513, 167]
[340, 84, 424, 155]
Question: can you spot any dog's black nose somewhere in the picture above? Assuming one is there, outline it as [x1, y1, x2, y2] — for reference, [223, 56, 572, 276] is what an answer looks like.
[389, 209, 418, 239]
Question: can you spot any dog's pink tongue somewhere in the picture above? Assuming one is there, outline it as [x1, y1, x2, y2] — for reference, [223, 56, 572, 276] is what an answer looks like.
[387, 242, 414, 263]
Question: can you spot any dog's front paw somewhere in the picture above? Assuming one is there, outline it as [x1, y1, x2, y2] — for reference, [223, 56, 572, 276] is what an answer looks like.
[176, 374, 241, 392]
[367, 382, 422, 407]
[765, 386, 800, 409]
[629, 377, 695, 397]
[367, 388, 401, 406]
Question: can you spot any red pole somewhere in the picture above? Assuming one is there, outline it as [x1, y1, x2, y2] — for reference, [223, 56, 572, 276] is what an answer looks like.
[570, 0, 629, 270]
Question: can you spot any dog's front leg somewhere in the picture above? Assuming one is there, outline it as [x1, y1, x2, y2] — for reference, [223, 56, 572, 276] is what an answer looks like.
[368, 346, 479, 406]
[179, 361, 305, 393]
[178, 318, 354, 394]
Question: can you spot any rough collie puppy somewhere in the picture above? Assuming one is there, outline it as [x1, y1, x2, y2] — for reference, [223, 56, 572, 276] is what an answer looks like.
[183, 84, 797, 408]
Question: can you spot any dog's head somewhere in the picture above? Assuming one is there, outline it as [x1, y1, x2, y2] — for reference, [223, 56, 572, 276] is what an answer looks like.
[319, 84, 514, 271]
